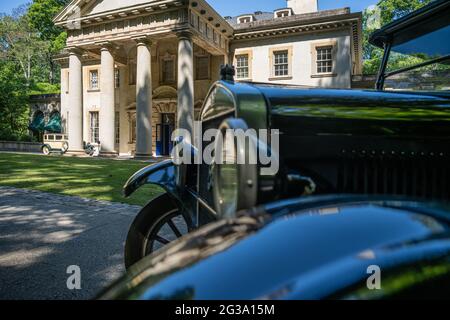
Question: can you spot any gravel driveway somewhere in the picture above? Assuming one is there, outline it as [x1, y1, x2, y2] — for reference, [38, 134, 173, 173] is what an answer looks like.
[0, 186, 141, 300]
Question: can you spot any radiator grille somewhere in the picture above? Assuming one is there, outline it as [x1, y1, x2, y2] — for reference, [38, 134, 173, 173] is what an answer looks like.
[337, 158, 450, 201]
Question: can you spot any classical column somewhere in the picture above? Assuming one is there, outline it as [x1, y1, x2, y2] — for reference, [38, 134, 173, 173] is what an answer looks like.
[177, 31, 194, 143]
[67, 48, 84, 153]
[134, 38, 153, 157]
[99, 43, 116, 155]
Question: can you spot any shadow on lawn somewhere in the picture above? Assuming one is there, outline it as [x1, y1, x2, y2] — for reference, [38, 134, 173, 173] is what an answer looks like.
[0, 154, 162, 205]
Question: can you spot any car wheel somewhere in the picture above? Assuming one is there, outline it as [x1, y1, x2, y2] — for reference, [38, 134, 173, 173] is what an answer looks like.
[62, 142, 69, 153]
[124, 193, 192, 269]
[42, 145, 50, 155]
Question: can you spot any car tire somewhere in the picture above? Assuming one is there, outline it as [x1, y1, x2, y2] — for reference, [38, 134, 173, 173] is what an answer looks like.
[62, 142, 69, 153]
[124, 193, 192, 270]
[42, 145, 51, 155]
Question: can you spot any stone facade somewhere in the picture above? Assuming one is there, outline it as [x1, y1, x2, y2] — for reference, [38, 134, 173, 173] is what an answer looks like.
[29, 94, 62, 142]
[54, 0, 362, 157]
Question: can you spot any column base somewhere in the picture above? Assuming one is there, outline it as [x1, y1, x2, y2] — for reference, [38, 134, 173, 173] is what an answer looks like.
[65, 149, 87, 156]
[99, 151, 119, 158]
[134, 153, 153, 160]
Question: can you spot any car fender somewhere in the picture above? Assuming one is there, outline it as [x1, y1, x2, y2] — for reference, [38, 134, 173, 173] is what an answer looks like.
[123, 159, 177, 198]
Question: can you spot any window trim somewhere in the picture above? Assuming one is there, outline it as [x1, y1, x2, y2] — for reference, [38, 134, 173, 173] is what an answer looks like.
[128, 112, 137, 144]
[269, 46, 293, 80]
[274, 8, 293, 18]
[311, 40, 338, 78]
[89, 111, 99, 144]
[114, 68, 120, 89]
[234, 50, 253, 81]
[88, 68, 100, 91]
[237, 15, 254, 24]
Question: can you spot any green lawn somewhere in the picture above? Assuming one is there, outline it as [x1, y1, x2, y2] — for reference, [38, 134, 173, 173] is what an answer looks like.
[0, 153, 163, 206]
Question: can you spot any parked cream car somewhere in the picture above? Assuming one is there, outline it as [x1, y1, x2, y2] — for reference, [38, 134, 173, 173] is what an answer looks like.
[42, 134, 69, 155]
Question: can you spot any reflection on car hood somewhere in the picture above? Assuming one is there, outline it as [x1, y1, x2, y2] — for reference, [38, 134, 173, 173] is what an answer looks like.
[100, 197, 450, 300]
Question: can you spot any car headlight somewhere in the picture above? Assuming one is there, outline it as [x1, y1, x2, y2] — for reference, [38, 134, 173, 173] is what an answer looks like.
[212, 118, 258, 219]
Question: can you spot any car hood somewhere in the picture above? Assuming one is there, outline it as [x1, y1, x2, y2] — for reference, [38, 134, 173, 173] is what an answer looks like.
[256, 86, 450, 139]
[100, 197, 450, 300]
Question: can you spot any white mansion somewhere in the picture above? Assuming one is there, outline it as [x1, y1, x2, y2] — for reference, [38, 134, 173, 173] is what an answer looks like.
[53, 0, 362, 157]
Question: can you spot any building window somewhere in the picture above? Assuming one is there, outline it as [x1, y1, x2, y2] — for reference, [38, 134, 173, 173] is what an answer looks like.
[129, 62, 136, 85]
[161, 56, 175, 84]
[273, 50, 289, 77]
[190, 12, 196, 27]
[115, 111, 120, 145]
[238, 15, 254, 24]
[129, 113, 136, 143]
[89, 70, 99, 90]
[89, 111, 99, 143]
[114, 68, 120, 88]
[236, 54, 250, 79]
[316, 46, 333, 74]
[274, 9, 292, 18]
[196, 56, 210, 80]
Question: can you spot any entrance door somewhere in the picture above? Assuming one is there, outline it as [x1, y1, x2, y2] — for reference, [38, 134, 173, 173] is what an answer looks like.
[156, 113, 175, 156]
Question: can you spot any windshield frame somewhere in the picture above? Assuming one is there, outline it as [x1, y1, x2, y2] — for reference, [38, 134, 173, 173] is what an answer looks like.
[371, 0, 450, 91]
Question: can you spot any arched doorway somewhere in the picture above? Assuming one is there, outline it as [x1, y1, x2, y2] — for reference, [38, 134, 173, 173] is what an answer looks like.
[152, 86, 177, 156]
[153, 101, 176, 156]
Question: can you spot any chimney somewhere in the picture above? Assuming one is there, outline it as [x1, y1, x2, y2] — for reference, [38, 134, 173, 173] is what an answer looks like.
[287, 0, 318, 15]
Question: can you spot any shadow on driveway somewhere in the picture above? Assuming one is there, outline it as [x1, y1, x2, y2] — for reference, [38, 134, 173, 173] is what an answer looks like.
[0, 187, 141, 300]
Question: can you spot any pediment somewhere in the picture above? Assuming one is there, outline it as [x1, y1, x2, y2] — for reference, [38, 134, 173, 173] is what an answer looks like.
[54, 0, 173, 24]
[82, 0, 156, 16]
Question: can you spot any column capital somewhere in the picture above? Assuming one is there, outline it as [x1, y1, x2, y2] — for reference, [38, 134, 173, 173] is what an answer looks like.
[176, 30, 193, 41]
[96, 41, 115, 52]
[132, 36, 152, 47]
[66, 46, 84, 56]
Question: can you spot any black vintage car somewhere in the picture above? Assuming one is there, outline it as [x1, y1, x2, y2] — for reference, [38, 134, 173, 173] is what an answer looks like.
[121, 0, 450, 275]
[101, 196, 450, 299]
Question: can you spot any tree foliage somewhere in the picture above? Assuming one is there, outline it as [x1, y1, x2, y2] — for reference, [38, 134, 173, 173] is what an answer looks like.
[378, 0, 433, 26]
[28, 0, 69, 54]
[0, 1, 69, 141]
[0, 6, 48, 84]
[0, 59, 29, 141]
[362, 0, 433, 74]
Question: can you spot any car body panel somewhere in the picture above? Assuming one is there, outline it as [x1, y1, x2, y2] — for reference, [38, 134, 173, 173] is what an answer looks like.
[100, 196, 450, 300]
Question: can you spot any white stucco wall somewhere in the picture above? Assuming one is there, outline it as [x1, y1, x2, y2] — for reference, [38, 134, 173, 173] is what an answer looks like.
[232, 30, 353, 88]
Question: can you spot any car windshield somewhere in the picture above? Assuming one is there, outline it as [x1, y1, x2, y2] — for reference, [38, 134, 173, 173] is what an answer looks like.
[384, 24, 450, 91]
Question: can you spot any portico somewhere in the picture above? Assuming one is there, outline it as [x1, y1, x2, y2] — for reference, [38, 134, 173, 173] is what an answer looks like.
[53, 0, 363, 157]
[54, 0, 232, 156]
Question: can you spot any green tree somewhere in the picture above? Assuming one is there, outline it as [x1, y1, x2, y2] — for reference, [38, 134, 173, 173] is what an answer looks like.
[0, 6, 48, 86]
[27, 0, 70, 84]
[363, 0, 433, 74]
[378, 0, 433, 26]
[0, 59, 29, 141]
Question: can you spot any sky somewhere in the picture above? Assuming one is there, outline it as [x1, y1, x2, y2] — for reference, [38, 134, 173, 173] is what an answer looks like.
[0, 0, 376, 16]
